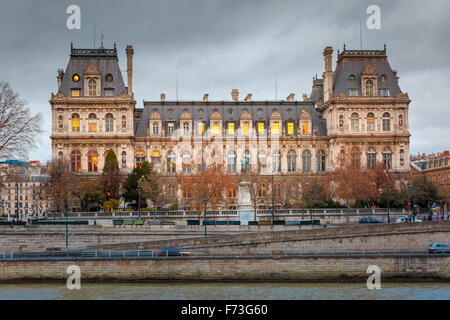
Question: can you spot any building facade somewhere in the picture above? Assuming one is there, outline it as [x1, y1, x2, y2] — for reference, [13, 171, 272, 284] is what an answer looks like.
[411, 150, 450, 207]
[51, 44, 411, 210]
[0, 160, 50, 218]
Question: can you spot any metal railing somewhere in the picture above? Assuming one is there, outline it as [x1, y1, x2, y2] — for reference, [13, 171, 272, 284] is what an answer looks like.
[1, 247, 447, 261]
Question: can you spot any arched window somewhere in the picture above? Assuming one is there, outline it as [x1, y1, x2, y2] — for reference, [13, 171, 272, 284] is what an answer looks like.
[88, 79, 97, 95]
[302, 150, 311, 172]
[70, 150, 81, 172]
[351, 147, 361, 165]
[88, 113, 97, 132]
[366, 113, 375, 131]
[258, 183, 267, 197]
[272, 150, 281, 172]
[72, 113, 80, 132]
[351, 113, 359, 131]
[382, 147, 392, 169]
[317, 150, 326, 172]
[87, 150, 98, 172]
[105, 113, 114, 132]
[168, 184, 176, 198]
[136, 151, 146, 167]
[365, 79, 374, 96]
[151, 150, 161, 163]
[182, 151, 191, 173]
[367, 148, 377, 168]
[227, 184, 237, 198]
[382, 113, 390, 131]
[287, 150, 296, 172]
[167, 151, 176, 173]
[273, 182, 281, 198]
[227, 151, 237, 173]
[122, 115, 126, 129]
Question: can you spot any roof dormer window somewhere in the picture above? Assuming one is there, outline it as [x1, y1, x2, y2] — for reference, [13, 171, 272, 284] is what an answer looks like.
[88, 79, 97, 96]
[105, 73, 113, 82]
[365, 79, 374, 96]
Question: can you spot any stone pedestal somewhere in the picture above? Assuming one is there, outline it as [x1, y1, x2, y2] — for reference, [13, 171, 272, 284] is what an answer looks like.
[238, 181, 254, 225]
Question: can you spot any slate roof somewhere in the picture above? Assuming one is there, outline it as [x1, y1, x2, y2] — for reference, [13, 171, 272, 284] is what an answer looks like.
[332, 48, 402, 97]
[135, 102, 327, 138]
[58, 44, 127, 97]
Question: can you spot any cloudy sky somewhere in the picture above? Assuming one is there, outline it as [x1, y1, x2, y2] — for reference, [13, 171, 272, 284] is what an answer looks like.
[0, 0, 449, 162]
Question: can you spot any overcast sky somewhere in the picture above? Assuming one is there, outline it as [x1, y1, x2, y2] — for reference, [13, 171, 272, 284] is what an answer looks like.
[0, 0, 449, 162]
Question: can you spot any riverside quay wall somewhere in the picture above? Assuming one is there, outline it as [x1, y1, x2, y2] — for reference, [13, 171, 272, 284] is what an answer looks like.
[87, 222, 450, 253]
[0, 255, 449, 282]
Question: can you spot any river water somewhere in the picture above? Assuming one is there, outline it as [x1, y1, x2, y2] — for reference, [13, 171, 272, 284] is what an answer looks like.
[0, 282, 448, 300]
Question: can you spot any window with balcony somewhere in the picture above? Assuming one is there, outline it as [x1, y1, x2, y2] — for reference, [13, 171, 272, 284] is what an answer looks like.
[272, 122, 279, 135]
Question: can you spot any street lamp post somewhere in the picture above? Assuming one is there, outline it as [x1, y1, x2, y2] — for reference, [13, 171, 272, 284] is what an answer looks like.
[408, 184, 415, 222]
[271, 175, 274, 228]
[383, 170, 390, 223]
[137, 176, 144, 219]
[203, 197, 208, 237]
[64, 209, 68, 248]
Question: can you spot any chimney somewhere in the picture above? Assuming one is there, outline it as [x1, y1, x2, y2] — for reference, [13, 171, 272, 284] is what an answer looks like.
[57, 69, 64, 90]
[126, 45, 134, 97]
[286, 93, 295, 101]
[203, 94, 209, 102]
[244, 93, 252, 102]
[160, 93, 166, 102]
[302, 94, 308, 101]
[231, 89, 239, 101]
[322, 46, 333, 103]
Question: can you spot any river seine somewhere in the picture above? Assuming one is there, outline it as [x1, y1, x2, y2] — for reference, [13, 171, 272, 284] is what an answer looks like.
[0, 282, 448, 300]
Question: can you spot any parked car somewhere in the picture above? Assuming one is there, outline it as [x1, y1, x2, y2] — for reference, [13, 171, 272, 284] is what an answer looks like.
[396, 216, 422, 223]
[152, 247, 192, 256]
[359, 217, 384, 223]
[427, 243, 450, 253]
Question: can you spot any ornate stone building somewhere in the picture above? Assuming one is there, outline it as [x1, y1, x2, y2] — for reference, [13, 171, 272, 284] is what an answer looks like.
[50, 44, 411, 210]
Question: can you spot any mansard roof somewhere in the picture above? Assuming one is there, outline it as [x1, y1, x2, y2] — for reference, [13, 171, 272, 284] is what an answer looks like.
[332, 47, 402, 97]
[134, 101, 327, 138]
[58, 43, 127, 97]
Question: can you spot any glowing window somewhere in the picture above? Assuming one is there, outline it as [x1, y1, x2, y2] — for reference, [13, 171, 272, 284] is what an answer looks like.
[367, 113, 375, 131]
[287, 122, 294, 135]
[198, 123, 204, 135]
[302, 122, 309, 134]
[272, 122, 279, 134]
[136, 151, 146, 167]
[71, 89, 80, 97]
[71, 114, 80, 132]
[88, 150, 98, 172]
[243, 122, 249, 134]
[70, 150, 81, 172]
[151, 151, 161, 163]
[258, 122, 264, 134]
[213, 122, 220, 134]
[88, 113, 97, 132]
[228, 123, 234, 135]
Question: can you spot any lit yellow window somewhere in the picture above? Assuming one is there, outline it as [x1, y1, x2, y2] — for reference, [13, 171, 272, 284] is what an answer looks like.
[302, 122, 308, 134]
[272, 122, 279, 134]
[71, 114, 80, 132]
[71, 89, 80, 97]
[228, 123, 234, 135]
[88, 114, 97, 132]
[287, 122, 294, 135]
[243, 122, 249, 134]
[213, 123, 220, 134]
[258, 122, 264, 134]
[198, 123, 204, 135]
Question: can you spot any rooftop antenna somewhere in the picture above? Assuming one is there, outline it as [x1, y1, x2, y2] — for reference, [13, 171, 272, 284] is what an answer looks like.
[359, 19, 363, 50]
[176, 73, 179, 101]
[275, 76, 278, 101]
[93, 23, 96, 48]
[100, 32, 104, 49]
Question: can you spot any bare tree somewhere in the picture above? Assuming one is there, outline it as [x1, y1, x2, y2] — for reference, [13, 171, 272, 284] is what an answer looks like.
[0, 81, 42, 159]
[140, 171, 170, 210]
[44, 158, 79, 212]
